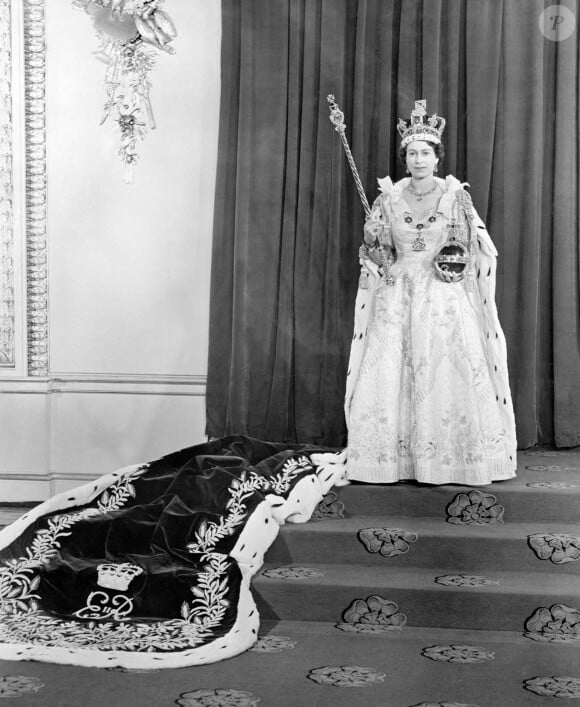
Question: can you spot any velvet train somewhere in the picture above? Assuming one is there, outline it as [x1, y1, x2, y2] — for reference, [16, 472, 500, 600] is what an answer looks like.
[0, 436, 346, 669]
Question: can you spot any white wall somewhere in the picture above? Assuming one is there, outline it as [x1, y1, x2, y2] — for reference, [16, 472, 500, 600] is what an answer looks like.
[0, 0, 221, 501]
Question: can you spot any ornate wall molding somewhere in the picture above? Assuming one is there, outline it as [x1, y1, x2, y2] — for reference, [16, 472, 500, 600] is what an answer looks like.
[0, 373, 208, 396]
[0, 0, 15, 368]
[23, 0, 48, 376]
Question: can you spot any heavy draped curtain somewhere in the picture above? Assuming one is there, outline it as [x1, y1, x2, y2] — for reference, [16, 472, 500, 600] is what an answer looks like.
[207, 0, 579, 448]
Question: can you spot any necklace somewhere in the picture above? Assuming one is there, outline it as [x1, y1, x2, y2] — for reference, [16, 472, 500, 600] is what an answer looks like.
[404, 212, 438, 251]
[406, 181, 438, 201]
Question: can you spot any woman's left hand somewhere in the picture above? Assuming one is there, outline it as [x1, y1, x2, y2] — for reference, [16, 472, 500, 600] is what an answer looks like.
[437, 268, 464, 283]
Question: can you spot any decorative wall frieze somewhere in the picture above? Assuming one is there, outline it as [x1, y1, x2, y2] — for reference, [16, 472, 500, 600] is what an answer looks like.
[0, 0, 15, 367]
[23, 0, 48, 376]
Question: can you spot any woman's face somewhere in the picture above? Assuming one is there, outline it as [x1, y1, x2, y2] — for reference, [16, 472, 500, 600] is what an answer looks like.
[405, 141, 438, 180]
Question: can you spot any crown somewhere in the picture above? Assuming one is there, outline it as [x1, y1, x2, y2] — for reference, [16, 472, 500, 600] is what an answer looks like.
[397, 100, 445, 147]
[96, 563, 143, 592]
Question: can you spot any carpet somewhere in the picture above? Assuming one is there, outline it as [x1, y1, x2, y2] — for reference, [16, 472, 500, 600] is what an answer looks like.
[0, 447, 579, 706]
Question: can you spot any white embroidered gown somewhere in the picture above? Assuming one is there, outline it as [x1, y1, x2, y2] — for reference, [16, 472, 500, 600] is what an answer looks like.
[345, 176, 517, 486]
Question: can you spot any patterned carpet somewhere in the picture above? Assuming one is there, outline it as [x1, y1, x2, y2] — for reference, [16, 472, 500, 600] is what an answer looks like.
[1, 448, 579, 706]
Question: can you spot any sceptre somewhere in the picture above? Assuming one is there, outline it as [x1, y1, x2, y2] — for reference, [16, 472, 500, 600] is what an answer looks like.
[328, 94, 395, 287]
[326, 94, 371, 218]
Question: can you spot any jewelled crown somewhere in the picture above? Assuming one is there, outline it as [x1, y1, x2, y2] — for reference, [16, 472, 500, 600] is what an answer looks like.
[397, 100, 446, 147]
[97, 563, 143, 592]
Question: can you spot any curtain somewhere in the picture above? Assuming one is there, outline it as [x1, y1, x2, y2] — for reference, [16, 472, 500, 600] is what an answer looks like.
[207, 0, 579, 448]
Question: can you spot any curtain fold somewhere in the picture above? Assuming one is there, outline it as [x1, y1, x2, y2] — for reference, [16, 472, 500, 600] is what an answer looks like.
[207, 0, 579, 448]
[552, 21, 580, 446]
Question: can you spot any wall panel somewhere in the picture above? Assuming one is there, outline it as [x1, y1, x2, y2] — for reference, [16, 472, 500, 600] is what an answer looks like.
[0, 1, 221, 502]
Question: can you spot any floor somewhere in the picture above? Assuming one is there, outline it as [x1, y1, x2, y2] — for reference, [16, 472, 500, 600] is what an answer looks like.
[1, 447, 579, 706]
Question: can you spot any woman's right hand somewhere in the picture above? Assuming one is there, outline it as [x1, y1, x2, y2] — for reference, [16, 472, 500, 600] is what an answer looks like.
[363, 219, 385, 245]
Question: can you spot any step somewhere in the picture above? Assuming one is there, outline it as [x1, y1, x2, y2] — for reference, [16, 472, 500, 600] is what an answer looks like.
[335, 464, 580, 522]
[253, 562, 580, 632]
[1, 620, 577, 707]
[268, 515, 580, 574]
[247, 620, 580, 707]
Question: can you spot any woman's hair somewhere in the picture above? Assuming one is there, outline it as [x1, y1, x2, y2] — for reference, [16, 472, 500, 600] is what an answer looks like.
[399, 140, 445, 166]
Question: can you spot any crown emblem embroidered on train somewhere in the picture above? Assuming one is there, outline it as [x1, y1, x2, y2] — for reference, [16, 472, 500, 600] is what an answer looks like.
[96, 563, 144, 591]
[397, 100, 446, 147]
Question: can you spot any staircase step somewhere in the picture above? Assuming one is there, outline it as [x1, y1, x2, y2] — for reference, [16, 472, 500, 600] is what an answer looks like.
[335, 462, 580, 522]
[254, 562, 580, 632]
[268, 515, 580, 573]
[249, 619, 580, 707]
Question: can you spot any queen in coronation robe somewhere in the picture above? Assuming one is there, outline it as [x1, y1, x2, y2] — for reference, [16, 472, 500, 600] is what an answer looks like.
[345, 101, 517, 487]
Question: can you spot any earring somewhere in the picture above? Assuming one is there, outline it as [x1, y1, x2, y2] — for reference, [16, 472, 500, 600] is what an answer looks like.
[406, 168, 410, 174]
